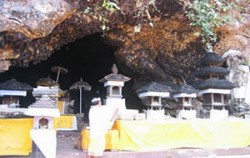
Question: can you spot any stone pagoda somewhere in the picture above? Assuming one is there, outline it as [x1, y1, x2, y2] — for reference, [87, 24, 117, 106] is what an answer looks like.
[193, 52, 235, 119]
[173, 84, 198, 119]
[99, 64, 130, 109]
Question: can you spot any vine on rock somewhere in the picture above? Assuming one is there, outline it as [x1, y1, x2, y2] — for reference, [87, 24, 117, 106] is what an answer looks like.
[83, 0, 120, 31]
[101, 0, 121, 31]
[83, 0, 158, 33]
[180, 0, 237, 50]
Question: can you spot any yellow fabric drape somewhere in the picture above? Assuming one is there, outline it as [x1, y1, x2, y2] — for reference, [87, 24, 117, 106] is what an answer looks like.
[53, 115, 74, 129]
[2, 118, 250, 155]
[0, 118, 33, 156]
[0, 115, 75, 156]
[113, 119, 250, 151]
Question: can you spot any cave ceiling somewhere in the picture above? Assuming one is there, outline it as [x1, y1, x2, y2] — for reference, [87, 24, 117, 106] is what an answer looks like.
[0, 0, 249, 83]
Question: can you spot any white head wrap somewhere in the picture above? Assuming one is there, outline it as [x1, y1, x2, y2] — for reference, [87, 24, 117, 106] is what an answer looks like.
[91, 97, 101, 105]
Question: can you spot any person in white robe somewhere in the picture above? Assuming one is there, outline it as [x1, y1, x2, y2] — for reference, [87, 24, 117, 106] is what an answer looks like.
[87, 97, 120, 158]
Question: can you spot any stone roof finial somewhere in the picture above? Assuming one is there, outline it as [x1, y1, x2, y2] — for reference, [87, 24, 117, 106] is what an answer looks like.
[112, 64, 118, 74]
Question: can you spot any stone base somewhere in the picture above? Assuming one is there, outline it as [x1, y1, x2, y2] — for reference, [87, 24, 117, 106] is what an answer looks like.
[30, 129, 57, 158]
[178, 109, 196, 120]
[146, 109, 165, 120]
[210, 109, 229, 119]
[105, 98, 126, 110]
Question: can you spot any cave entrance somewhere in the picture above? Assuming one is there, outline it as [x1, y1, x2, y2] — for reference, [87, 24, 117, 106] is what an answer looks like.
[0, 33, 117, 114]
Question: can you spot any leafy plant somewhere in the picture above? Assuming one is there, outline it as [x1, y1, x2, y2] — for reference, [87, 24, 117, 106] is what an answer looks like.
[180, 0, 236, 50]
[85, 0, 157, 32]
[84, 7, 92, 14]
[102, 0, 120, 11]
[100, 0, 120, 31]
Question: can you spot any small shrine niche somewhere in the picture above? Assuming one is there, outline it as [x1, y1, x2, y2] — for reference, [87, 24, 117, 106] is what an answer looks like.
[173, 84, 198, 119]
[152, 96, 161, 106]
[2, 96, 19, 105]
[203, 93, 225, 107]
[32, 116, 54, 129]
[37, 117, 52, 129]
[0, 79, 33, 108]
[136, 82, 174, 120]
[138, 86, 164, 107]
[39, 117, 48, 129]
[179, 97, 192, 108]
[105, 84, 122, 97]
[141, 95, 163, 108]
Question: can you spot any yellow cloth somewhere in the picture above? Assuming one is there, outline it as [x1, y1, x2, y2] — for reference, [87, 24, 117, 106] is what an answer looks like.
[113, 119, 250, 151]
[0, 115, 75, 156]
[53, 115, 74, 129]
[0, 118, 33, 156]
[81, 129, 120, 150]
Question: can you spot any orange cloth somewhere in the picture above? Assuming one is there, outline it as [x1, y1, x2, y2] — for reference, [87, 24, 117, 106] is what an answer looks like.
[81, 129, 120, 150]
[57, 101, 64, 113]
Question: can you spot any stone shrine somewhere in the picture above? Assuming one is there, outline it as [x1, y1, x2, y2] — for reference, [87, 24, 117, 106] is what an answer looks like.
[193, 52, 235, 119]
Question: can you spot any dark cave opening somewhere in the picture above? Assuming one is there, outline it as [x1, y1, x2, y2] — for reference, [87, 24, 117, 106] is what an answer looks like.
[0, 33, 143, 114]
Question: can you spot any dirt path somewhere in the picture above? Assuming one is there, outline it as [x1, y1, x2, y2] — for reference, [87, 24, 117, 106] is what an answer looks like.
[56, 131, 87, 158]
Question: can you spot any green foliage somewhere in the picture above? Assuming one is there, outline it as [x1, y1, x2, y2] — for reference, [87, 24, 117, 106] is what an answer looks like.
[180, 0, 236, 50]
[84, 7, 92, 14]
[84, 0, 157, 32]
[99, 15, 110, 31]
[102, 0, 120, 11]
[100, 0, 120, 31]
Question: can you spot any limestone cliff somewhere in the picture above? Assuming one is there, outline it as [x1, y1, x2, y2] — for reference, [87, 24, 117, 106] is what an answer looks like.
[0, 0, 249, 83]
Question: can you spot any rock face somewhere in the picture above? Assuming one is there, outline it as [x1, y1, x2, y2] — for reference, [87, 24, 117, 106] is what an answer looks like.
[0, 0, 249, 83]
[215, 11, 250, 60]
[0, 0, 77, 38]
[106, 15, 204, 82]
